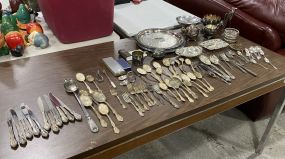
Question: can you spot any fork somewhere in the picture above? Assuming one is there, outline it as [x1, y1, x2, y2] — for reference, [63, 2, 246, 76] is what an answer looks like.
[122, 93, 144, 117]
[152, 85, 179, 109]
[127, 84, 147, 112]
[110, 88, 127, 109]
[137, 83, 154, 106]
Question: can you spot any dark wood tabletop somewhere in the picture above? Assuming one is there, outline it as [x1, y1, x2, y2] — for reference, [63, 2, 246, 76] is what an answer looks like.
[1, 38, 285, 159]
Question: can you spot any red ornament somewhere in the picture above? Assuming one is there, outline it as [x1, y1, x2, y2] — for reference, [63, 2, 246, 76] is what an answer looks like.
[5, 31, 25, 49]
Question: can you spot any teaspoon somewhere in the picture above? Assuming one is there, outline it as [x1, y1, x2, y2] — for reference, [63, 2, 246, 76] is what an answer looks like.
[98, 103, 120, 134]
[80, 94, 108, 128]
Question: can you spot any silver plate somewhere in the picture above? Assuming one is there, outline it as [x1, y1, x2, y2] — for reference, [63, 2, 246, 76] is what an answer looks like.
[135, 28, 185, 53]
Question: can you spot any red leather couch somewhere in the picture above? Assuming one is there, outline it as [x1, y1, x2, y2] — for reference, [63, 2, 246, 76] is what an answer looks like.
[168, 0, 285, 120]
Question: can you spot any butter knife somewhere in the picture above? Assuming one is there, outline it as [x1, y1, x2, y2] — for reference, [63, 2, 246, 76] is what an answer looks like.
[41, 96, 60, 133]
[48, 93, 69, 123]
[50, 94, 82, 121]
[26, 105, 49, 138]
[43, 95, 63, 127]
[10, 109, 27, 145]
[6, 111, 18, 148]
[20, 104, 40, 136]
[15, 106, 33, 139]
[37, 97, 51, 131]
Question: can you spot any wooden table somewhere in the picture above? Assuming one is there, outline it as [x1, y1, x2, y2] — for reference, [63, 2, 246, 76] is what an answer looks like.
[1, 38, 285, 159]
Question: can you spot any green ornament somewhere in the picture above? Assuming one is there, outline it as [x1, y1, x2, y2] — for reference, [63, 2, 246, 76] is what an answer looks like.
[11, 14, 19, 29]
[16, 4, 31, 24]
[0, 46, 9, 56]
[1, 15, 18, 35]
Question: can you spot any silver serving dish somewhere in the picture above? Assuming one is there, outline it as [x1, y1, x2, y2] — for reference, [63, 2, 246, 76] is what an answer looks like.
[176, 15, 201, 26]
[135, 28, 185, 53]
[199, 39, 229, 50]
[175, 46, 202, 57]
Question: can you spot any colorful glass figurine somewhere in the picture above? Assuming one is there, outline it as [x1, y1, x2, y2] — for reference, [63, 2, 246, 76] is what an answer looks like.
[28, 31, 49, 49]
[0, 33, 10, 56]
[5, 31, 25, 57]
[1, 14, 18, 35]
[16, 4, 31, 29]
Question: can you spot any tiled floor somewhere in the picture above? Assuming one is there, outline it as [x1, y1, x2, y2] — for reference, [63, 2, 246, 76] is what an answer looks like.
[116, 108, 285, 159]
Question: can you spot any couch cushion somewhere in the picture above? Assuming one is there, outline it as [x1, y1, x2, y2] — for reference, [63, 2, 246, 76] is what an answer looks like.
[225, 0, 285, 35]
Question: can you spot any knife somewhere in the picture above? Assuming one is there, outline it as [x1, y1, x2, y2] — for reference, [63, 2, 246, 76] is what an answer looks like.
[26, 105, 49, 138]
[20, 104, 40, 136]
[43, 95, 63, 127]
[48, 93, 68, 123]
[6, 111, 18, 148]
[50, 93, 82, 121]
[10, 109, 27, 145]
[15, 106, 33, 139]
[41, 95, 60, 133]
[37, 97, 51, 131]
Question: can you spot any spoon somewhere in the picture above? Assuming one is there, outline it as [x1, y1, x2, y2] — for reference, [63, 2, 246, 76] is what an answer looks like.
[98, 103, 120, 134]
[92, 91, 124, 122]
[184, 58, 214, 91]
[154, 67, 181, 101]
[80, 94, 108, 128]
[86, 75, 102, 92]
[199, 55, 231, 82]
[76, 73, 94, 94]
[183, 79, 208, 97]
[166, 78, 194, 103]
[63, 79, 99, 133]
[164, 78, 186, 102]
[152, 61, 162, 69]
[180, 74, 198, 99]
[209, 55, 235, 79]
[152, 85, 179, 109]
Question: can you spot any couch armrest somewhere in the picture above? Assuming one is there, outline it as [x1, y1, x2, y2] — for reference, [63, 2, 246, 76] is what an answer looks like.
[168, 0, 282, 51]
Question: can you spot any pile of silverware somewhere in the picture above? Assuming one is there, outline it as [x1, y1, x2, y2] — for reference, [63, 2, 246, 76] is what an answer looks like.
[7, 93, 81, 148]
[63, 70, 124, 134]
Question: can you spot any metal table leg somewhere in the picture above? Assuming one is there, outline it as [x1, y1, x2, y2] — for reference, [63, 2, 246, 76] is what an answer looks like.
[255, 93, 285, 154]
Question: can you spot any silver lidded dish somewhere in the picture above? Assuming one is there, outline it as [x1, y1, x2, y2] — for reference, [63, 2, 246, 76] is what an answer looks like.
[135, 28, 185, 53]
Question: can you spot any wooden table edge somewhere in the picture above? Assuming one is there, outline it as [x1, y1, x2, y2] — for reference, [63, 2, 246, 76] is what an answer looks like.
[67, 75, 285, 159]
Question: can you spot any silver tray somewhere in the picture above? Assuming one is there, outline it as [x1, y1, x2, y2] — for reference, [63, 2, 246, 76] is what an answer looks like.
[135, 28, 185, 53]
